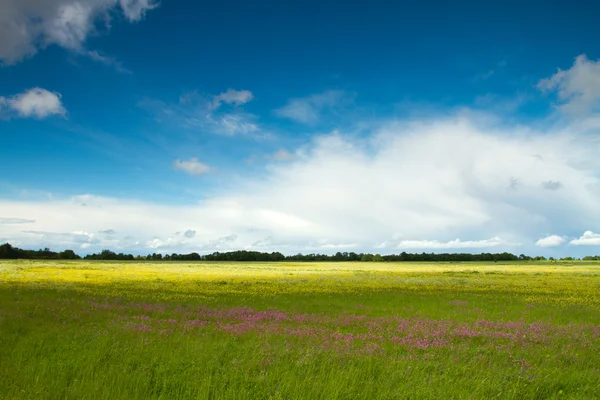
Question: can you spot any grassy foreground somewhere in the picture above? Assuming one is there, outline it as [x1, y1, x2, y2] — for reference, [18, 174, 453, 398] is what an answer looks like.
[1, 260, 599, 399]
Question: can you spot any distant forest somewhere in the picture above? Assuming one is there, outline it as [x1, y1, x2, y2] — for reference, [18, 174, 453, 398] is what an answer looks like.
[2, 242, 598, 262]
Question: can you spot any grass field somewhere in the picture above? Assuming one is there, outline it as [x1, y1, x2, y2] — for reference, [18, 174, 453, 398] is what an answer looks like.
[1, 260, 600, 399]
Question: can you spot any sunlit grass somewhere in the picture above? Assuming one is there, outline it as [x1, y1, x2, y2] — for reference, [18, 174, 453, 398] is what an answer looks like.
[1, 260, 599, 399]
[2, 260, 599, 306]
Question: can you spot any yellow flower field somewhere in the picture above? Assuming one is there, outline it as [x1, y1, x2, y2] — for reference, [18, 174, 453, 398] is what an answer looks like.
[1, 260, 599, 399]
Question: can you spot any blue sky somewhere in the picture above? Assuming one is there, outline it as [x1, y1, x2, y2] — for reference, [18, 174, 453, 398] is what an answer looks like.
[1, 0, 600, 256]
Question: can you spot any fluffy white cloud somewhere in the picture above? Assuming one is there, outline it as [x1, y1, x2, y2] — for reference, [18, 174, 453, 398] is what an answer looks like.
[213, 89, 254, 108]
[0, 0, 157, 65]
[395, 237, 506, 250]
[2, 115, 600, 254]
[535, 235, 565, 248]
[0, 88, 66, 118]
[173, 158, 211, 176]
[569, 231, 600, 246]
[275, 90, 353, 124]
[538, 54, 600, 114]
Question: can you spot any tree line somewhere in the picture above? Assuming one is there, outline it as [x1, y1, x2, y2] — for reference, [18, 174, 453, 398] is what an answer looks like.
[1, 242, 596, 262]
[0, 243, 81, 260]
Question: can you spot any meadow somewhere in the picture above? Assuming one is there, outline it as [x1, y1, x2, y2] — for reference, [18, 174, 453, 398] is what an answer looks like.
[1, 260, 599, 399]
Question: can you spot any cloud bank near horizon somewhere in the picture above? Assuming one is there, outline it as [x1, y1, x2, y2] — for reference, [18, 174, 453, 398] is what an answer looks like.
[2, 113, 599, 255]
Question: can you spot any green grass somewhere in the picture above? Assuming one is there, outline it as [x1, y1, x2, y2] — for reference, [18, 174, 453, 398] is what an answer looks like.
[1, 260, 599, 399]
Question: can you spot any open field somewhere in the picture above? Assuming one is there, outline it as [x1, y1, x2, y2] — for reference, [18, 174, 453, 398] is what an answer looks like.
[1, 260, 600, 399]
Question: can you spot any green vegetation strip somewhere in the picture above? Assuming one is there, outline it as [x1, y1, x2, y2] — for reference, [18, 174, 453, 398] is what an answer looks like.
[1, 260, 599, 399]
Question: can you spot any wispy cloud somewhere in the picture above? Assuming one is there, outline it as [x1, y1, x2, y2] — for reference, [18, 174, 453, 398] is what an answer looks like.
[140, 89, 261, 137]
[173, 158, 211, 176]
[212, 89, 254, 108]
[204, 113, 259, 136]
[85, 50, 132, 74]
[472, 60, 507, 81]
[275, 90, 355, 125]
[0, 218, 35, 224]
[396, 237, 506, 250]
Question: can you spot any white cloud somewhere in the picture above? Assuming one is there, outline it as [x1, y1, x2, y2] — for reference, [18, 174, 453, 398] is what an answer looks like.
[141, 89, 262, 137]
[0, 0, 157, 65]
[569, 231, 600, 246]
[146, 233, 237, 251]
[397, 237, 506, 250]
[0, 218, 36, 224]
[173, 158, 211, 176]
[86, 50, 131, 74]
[213, 113, 259, 136]
[2, 115, 600, 254]
[535, 235, 565, 248]
[44, 2, 94, 50]
[276, 99, 318, 124]
[275, 90, 353, 124]
[538, 54, 600, 114]
[146, 237, 174, 249]
[213, 89, 254, 108]
[318, 243, 358, 250]
[0, 88, 66, 118]
[118, 0, 157, 21]
[22, 229, 99, 248]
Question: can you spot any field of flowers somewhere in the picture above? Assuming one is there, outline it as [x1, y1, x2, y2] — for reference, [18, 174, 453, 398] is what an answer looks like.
[1, 260, 599, 399]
